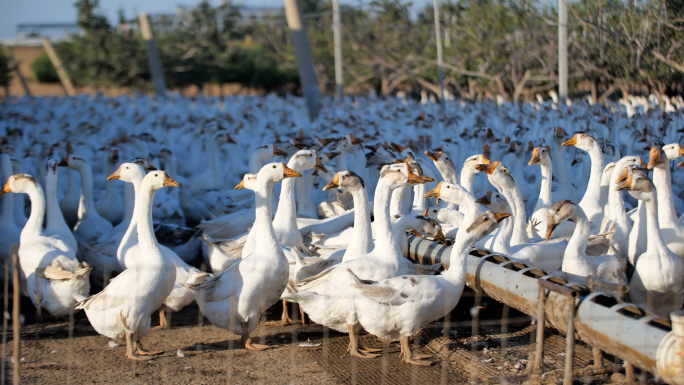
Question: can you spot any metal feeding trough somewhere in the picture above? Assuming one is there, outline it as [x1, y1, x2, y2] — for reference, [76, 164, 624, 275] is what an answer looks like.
[405, 235, 684, 384]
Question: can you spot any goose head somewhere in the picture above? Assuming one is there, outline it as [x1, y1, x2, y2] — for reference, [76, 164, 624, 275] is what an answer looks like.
[0, 173, 37, 195]
[45, 158, 59, 175]
[378, 163, 426, 187]
[322, 171, 364, 192]
[335, 133, 364, 153]
[465, 211, 511, 238]
[462, 153, 491, 174]
[107, 162, 146, 184]
[475, 190, 511, 214]
[475, 161, 516, 188]
[141, 170, 181, 192]
[58, 154, 89, 171]
[288, 150, 327, 173]
[661, 143, 684, 162]
[646, 145, 668, 170]
[258, 162, 302, 185]
[616, 170, 655, 202]
[424, 181, 469, 206]
[424, 206, 455, 225]
[403, 215, 447, 245]
[254, 144, 287, 163]
[425, 150, 458, 181]
[545, 200, 578, 240]
[553, 127, 567, 144]
[528, 146, 552, 166]
[562, 132, 598, 152]
[234, 173, 258, 191]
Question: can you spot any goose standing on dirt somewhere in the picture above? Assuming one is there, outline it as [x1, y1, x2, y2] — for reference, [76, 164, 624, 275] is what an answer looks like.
[75, 170, 179, 360]
[184, 163, 299, 350]
[350, 211, 508, 365]
[1, 174, 90, 317]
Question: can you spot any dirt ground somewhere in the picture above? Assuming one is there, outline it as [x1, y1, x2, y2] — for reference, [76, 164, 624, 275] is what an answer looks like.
[0, 287, 645, 385]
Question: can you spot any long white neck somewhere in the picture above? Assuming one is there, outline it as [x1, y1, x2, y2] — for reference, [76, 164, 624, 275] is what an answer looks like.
[653, 163, 680, 228]
[74, 164, 98, 219]
[118, 183, 135, 228]
[460, 168, 477, 194]
[342, 187, 373, 260]
[643, 192, 670, 256]
[20, 182, 46, 243]
[411, 183, 426, 214]
[0, 156, 14, 226]
[552, 139, 575, 198]
[445, 229, 480, 282]
[500, 179, 528, 245]
[536, 160, 553, 211]
[295, 170, 317, 218]
[578, 144, 604, 217]
[447, 191, 481, 225]
[272, 168, 302, 246]
[371, 178, 403, 259]
[390, 185, 409, 217]
[44, 169, 69, 233]
[136, 181, 161, 250]
[117, 173, 144, 258]
[562, 207, 592, 273]
[253, 177, 283, 256]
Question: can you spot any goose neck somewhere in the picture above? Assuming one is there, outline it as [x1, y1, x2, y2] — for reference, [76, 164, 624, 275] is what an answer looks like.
[537, 162, 552, 208]
[552, 140, 572, 185]
[500, 180, 528, 244]
[460, 168, 476, 194]
[44, 171, 64, 228]
[21, 182, 46, 242]
[273, 173, 298, 232]
[372, 179, 402, 257]
[390, 185, 409, 217]
[344, 187, 373, 258]
[652, 164, 679, 227]
[253, 179, 282, 255]
[445, 229, 479, 281]
[643, 193, 669, 255]
[411, 183, 426, 214]
[565, 208, 591, 262]
[118, 175, 143, 257]
[578, 145, 604, 208]
[75, 164, 97, 218]
[136, 181, 161, 249]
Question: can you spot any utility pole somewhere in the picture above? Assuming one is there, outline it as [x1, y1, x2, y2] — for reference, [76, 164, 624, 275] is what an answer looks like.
[433, 0, 446, 107]
[139, 13, 167, 97]
[42, 37, 76, 96]
[558, 0, 568, 103]
[284, 0, 321, 119]
[332, 0, 343, 100]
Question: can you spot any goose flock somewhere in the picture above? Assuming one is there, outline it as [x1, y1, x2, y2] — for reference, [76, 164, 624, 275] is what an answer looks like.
[1, 93, 684, 365]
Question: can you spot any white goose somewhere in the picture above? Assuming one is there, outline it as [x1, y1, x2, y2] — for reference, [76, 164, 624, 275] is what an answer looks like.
[0, 154, 21, 268]
[617, 171, 683, 317]
[545, 200, 626, 284]
[75, 171, 179, 360]
[562, 132, 604, 223]
[0, 174, 90, 318]
[350, 211, 508, 365]
[59, 155, 113, 243]
[648, 144, 684, 259]
[184, 162, 298, 350]
[43, 158, 78, 252]
[286, 163, 427, 358]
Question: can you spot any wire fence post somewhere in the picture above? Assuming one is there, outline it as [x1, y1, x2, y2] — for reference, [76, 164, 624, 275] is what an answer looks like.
[284, 0, 321, 120]
[558, 0, 568, 104]
[41, 37, 76, 96]
[332, 0, 344, 100]
[139, 13, 167, 98]
[10, 245, 20, 385]
[433, 0, 446, 107]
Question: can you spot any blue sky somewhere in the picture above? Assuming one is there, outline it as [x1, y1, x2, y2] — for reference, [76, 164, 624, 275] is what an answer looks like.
[0, 0, 433, 39]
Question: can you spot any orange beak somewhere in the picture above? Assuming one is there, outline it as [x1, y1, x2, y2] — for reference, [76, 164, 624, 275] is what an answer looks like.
[615, 174, 633, 191]
[435, 227, 447, 245]
[424, 182, 442, 198]
[163, 173, 181, 187]
[314, 153, 328, 173]
[646, 147, 661, 170]
[475, 161, 500, 175]
[235, 176, 247, 190]
[562, 134, 577, 147]
[273, 145, 288, 157]
[107, 165, 122, 181]
[492, 212, 511, 222]
[282, 163, 302, 178]
[475, 191, 492, 205]
[615, 166, 630, 184]
[322, 173, 340, 191]
[0, 178, 11, 196]
[425, 150, 442, 162]
[528, 148, 541, 165]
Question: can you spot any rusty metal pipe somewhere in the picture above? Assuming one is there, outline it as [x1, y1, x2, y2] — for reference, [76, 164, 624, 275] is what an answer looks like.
[404, 237, 684, 385]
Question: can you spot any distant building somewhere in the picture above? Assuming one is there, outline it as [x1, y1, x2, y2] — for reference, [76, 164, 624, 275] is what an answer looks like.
[241, 6, 282, 22]
[16, 23, 80, 40]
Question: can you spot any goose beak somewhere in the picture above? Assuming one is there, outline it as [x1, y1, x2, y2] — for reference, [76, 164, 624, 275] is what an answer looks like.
[421, 207, 429, 216]
[314, 155, 328, 173]
[420, 175, 435, 183]
[475, 191, 492, 205]
[482, 145, 492, 160]
[163, 173, 181, 187]
[234, 178, 246, 190]
[528, 148, 541, 165]
[324, 151, 341, 160]
[424, 150, 442, 162]
[615, 174, 633, 191]
[349, 133, 364, 145]
[435, 228, 448, 245]
[647, 147, 661, 170]
[272, 145, 287, 157]
[615, 166, 630, 183]
[322, 173, 340, 191]
[475, 161, 500, 175]
[409, 229, 423, 238]
[679, 160, 684, 168]
[639, 157, 646, 168]
[58, 158, 68, 167]
[424, 182, 442, 198]
[562, 134, 577, 147]
[107, 166, 121, 181]
[545, 221, 558, 240]
[282, 163, 302, 178]
[492, 212, 511, 222]
[679, 146, 684, 158]
[407, 169, 424, 184]
[0, 179, 11, 196]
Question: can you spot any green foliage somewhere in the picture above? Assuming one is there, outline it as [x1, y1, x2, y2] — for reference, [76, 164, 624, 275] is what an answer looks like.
[30, 52, 60, 83]
[0, 46, 11, 88]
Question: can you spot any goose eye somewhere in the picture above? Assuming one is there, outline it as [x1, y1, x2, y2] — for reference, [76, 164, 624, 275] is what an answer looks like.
[125, 166, 129, 169]
[272, 165, 276, 169]
[154, 173, 158, 177]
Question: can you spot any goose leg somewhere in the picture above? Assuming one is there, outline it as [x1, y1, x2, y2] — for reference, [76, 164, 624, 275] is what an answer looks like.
[348, 324, 379, 358]
[242, 322, 270, 351]
[399, 335, 433, 366]
[353, 324, 382, 353]
[299, 305, 308, 326]
[135, 339, 163, 356]
[265, 300, 293, 327]
[152, 305, 168, 330]
[124, 332, 147, 361]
